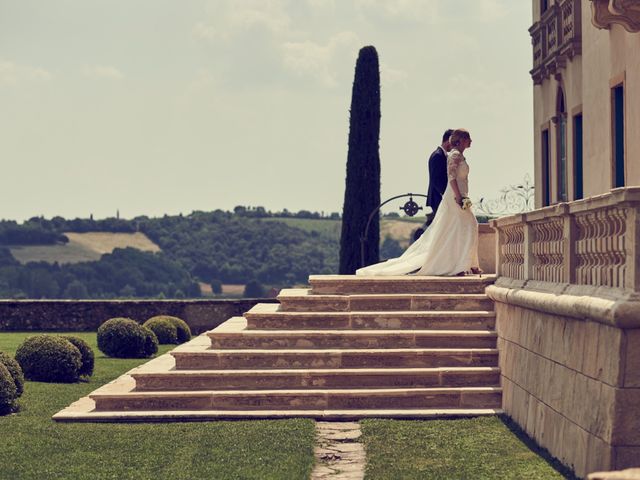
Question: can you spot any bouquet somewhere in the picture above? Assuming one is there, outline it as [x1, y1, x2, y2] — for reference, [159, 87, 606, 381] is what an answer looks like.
[460, 197, 473, 210]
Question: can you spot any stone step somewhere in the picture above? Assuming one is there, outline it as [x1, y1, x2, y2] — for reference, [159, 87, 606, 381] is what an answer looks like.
[171, 348, 498, 370]
[277, 289, 494, 312]
[90, 386, 502, 411]
[131, 367, 501, 391]
[309, 274, 496, 295]
[208, 327, 497, 349]
[245, 303, 496, 330]
[54, 408, 504, 422]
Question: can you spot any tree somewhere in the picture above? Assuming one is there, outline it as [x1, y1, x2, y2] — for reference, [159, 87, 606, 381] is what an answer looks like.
[62, 280, 89, 298]
[243, 280, 265, 298]
[210, 279, 223, 295]
[380, 236, 404, 260]
[339, 46, 381, 274]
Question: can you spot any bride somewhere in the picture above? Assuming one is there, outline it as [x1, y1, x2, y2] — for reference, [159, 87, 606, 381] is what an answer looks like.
[356, 128, 480, 276]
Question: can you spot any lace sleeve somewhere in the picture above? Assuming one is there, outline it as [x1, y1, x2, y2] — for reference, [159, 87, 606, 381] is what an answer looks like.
[447, 151, 463, 180]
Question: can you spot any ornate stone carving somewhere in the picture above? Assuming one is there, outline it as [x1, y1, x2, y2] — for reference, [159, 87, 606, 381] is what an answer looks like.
[590, 0, 640, 33]
[500, 223, 525, 280]
[530, 0, 582, 84]
[531, 218, 564, 282]
[492, 187, 640, 290]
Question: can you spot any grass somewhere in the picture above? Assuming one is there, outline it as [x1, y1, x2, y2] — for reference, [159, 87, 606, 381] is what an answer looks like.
[0, 332, 316, 480]
[360, 417, 576, 480]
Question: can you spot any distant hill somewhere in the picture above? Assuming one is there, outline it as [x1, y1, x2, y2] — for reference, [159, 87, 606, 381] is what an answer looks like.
[10, 232, 160, 265]
[0, 209, 425, 299]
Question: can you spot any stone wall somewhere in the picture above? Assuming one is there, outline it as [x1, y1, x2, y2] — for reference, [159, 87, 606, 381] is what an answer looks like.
[0, 298, 278, 334]
[478, 223, 496, 274]
[490, 188, 640, 478]
[493, 298, 640, 478]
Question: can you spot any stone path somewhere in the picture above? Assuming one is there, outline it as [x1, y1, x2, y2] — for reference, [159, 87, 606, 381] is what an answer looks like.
[312, 422, 366, 480]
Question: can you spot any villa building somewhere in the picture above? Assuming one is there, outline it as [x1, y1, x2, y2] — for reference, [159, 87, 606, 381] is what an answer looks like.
[531, 0, 640, 206]
[484, 1, 640, 476]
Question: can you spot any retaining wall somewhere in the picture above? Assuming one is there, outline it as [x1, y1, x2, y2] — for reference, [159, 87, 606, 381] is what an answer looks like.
[0, 298, 278, 334]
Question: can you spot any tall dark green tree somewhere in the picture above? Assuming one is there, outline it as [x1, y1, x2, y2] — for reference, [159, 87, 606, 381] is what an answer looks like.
[339, 46, 381, 274]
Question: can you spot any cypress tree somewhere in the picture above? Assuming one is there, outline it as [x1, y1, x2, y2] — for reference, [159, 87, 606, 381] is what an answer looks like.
[339, 46, 381, 274]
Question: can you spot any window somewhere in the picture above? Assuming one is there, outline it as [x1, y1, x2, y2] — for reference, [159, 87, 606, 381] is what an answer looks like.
[542, 129, 551, 207]
[573, 114, 583, 200]
[556, 88, 568, 202]
[541, 0, 549, 13]
[612, 85, 625, 188]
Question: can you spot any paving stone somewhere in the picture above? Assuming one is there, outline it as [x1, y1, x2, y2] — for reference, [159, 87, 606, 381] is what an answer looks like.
[312, 421, 366, 480]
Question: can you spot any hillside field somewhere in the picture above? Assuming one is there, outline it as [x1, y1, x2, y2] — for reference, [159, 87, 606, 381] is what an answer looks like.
[9, 218, 422, 266]
[9, 232, 161, 265]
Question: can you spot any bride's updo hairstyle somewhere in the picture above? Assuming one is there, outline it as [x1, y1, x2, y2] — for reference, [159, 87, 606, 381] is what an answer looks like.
[449, 129, 471, 148]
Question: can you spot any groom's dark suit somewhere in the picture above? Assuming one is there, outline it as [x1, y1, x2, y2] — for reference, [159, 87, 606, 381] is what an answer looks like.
[426, 146, 448, 215]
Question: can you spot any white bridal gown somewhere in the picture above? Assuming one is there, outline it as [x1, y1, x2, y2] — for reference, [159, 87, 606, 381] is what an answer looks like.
[356, 149, 479, 276]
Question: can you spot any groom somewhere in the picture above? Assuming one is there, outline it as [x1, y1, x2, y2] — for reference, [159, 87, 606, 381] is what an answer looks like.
[426, 129, 454, 217]
[414, 129, 453, 241]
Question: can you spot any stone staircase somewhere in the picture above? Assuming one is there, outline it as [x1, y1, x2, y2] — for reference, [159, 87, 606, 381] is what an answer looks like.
[53, 275, 502, 421]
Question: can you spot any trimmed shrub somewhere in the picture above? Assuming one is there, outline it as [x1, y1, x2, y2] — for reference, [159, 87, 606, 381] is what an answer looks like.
[143, 317, 177, 344]
[0, 352, 25, 396]
[61, 336, 94, 378]
[15, 335, 82, 383]
[97, 318, 158, 358]
[0, 363, 18, 415]
[167, 316, 191, 343]
[144, 315, 191, 344]
[244, 280, 265, 298]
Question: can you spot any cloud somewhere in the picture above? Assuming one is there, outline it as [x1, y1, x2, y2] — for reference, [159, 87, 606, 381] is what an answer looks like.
[380, 63, 408, 87]
[82, 65, 124, 80]
[355, 0, 441, 24]
[306, 0, 335, 9]
[476, 0, 508, 22]
[195, 0, 292, 42]
[0, 60, 52, 86]
[281, 31, 360, 87]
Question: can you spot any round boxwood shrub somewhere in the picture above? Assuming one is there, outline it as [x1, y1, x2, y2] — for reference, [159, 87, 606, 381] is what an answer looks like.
[61, 336, 94, 378]
[0, 352, 25, 397]
[167, 317, 191, 343]
[97, 318, 158, 358]
[142, 316, 177, 344]
[0, 363, 18, 415]
[144, 316, 192, 344]
[15, 335, 82, 383]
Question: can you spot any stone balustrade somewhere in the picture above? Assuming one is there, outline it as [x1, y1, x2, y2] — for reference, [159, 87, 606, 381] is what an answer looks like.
[489, 186, 640, 477]
[530, 0, 582, 84]
[492, 187, 640, 293]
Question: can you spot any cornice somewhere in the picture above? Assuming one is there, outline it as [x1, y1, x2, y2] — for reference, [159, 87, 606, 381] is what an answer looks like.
[590, 0, 640, 33]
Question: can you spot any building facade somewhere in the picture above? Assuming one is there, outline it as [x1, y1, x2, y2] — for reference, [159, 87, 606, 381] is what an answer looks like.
[531, 0, 640, 207]
[483, 2, 640, 476]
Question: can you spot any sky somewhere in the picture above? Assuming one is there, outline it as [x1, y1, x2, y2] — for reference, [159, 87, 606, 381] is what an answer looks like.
[1, 0, 534, 222]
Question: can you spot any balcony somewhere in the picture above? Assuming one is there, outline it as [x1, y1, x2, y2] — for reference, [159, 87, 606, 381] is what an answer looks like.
[529, 0, 582, 84]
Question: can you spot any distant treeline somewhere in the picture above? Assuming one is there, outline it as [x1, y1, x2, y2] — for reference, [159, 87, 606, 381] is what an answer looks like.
[0, 247, 200, 299]
[0, 208, 418, 299]
[0, 207, 341, 247]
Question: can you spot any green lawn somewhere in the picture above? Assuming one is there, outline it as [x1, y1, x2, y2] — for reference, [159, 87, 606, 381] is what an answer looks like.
[360, 417, 575, 480]
[0, 332, 316, 480]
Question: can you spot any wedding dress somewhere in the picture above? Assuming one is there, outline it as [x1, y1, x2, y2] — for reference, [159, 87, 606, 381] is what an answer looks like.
[356, 149, 479, 276]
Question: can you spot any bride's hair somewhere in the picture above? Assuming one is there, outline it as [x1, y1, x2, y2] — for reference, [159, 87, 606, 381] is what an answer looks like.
[449, 129, 471, 148]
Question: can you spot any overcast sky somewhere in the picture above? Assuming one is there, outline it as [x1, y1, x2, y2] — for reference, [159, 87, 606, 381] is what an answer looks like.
[1, 0, 533, 221]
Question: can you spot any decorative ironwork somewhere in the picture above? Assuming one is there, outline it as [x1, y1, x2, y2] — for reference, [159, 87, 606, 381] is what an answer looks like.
[360, 193, 427, 268]
[476, 175, 535, 217]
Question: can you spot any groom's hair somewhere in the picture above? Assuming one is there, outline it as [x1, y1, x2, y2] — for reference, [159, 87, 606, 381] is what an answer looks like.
[442, 129, 454, 143]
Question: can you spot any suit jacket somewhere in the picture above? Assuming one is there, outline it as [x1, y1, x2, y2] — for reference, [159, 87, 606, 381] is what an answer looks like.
[426, 146, 448, 214]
